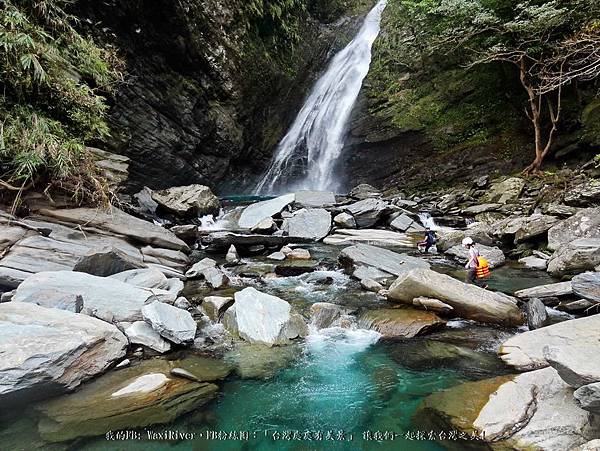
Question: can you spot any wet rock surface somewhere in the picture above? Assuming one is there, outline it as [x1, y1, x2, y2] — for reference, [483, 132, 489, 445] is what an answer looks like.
[358, 308, 446, 339]
[34, 358, 223, 442]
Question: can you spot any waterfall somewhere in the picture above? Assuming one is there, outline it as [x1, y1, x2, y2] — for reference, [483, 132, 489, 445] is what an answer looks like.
[255, 0, 387, 194]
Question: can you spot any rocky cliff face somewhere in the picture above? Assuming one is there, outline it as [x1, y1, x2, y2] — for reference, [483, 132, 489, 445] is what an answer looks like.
[73, 0, 367, 194]
[338, 4, 600, 194]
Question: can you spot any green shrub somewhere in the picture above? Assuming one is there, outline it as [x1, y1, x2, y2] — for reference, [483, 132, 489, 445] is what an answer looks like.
[0, 0, 122, 202]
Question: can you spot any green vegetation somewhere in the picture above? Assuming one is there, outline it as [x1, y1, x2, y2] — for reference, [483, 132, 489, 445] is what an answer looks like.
[0, 0, 122, 202]
[368, 0, 600, 172]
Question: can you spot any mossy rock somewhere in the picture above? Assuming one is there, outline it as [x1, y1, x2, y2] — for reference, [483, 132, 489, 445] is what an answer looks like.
[35, 358, 222, 443]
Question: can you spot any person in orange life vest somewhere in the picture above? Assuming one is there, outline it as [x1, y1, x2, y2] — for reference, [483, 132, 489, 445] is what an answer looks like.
[462, 237, 488, 289]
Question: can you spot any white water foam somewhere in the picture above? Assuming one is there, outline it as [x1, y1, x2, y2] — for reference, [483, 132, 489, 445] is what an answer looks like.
[305, 326, 381, 359]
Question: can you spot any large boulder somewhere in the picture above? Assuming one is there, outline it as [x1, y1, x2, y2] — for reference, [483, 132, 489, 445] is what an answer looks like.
[389, 213, 425, 233]
[514, 281, 573, 299]
[339, 244, 430, 278]
[544, 345, 600, 388]
[483, 177, 525, 204]
[201, 231, 309, 252]
[151, 184, 220, 217]
[238, 194, 295, 229]
[324, 229, 413, 247]
[142, 301, 197, 344]
[518, 255, 548, 270]
[73, 247, 146, 277]
[34, 358, 221, 443]
[348, 183, 382, 199]
[417, 367, 600, 450]
[572, 272, 600, 302]
[547, 238, 600, 277]
[435, 225, 495, 252]
[309, 302, 354, 329]
[284, 208, 331, 241]
[444, 244, 506, 268]
[124, 321, 171, 353]
[547, 207, 600, 251]
[564, 178, 600, 207]
[38, 207, 188, 251]
[0, 302, 127, 405]
[513, 214, 560, 243]
[110, 267, 170, 290]
[0, 221, 143, 288]
[333, 212, 357, 229]
[357, 308, 445, 339]
[524, 297, 549, 330]
[574, 383, 600, 415]
[294, 190, 336, 208]
[222, 287, 307, 346]
[499, 314, 600, 371]
[13, 271, 155, 323]
[388, 268, 524, 326]
[343, 198, 390, 228]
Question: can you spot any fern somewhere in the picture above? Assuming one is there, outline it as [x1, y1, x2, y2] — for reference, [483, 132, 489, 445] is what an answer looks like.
[0, 0, 122, 203]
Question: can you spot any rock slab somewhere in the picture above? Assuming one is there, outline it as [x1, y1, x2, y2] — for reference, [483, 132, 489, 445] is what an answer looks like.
[388, 268, 524, 326]
[499, 314, 600, 371]
[142, 301, 197, 344]
[13, 271, 155, 323]
[0, 302, 127, 404]
[223, 287, 307, 346]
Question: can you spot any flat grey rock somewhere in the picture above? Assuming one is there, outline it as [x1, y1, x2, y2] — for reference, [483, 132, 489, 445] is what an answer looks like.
[38, 207, 188, 251]
[344, 198, 390, 228]
[572, 271, 600, 302]
[13, 271, 156, 323]
[339, 244, 429, 278]
[294, 190, 336, 208]
[324, 229, 413, 247]
[238, 194, 295, 229]
[547, 238, 600, 277]
[499, 314, 600, 371]
[124, 321, 171, 353]
[284, 208, 331, 241]
[0, 302, 127, 403]
[142, 301, 197, 344]
[515, 281, 573, 299]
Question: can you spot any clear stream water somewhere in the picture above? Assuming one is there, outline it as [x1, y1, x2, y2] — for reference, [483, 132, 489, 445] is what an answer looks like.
[0, 238, 559, 451]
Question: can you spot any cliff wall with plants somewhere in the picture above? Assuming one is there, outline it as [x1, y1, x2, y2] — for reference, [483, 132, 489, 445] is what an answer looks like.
[341, 0, 600, 193]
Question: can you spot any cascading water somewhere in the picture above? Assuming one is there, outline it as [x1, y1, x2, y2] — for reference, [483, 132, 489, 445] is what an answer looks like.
[254, 0, 387, 194]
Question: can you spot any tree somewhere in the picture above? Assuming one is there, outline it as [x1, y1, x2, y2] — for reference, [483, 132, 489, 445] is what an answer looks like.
[387, 0, 600, 174]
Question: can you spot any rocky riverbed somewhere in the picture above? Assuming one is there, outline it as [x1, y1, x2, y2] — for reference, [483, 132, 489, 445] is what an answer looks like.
[1, 174, 600, 450]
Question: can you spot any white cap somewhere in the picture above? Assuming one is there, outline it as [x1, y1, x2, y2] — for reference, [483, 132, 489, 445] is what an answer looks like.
[462, 237, 474, 246]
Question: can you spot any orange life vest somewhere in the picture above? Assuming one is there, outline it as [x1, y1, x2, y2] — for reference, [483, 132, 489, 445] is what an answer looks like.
[476, 257, 491, 279]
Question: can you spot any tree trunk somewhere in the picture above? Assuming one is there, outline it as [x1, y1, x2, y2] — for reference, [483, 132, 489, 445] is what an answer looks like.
[518, 57, 562, 176]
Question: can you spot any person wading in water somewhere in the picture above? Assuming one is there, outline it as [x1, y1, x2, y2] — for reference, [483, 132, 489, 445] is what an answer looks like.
[462, 237, 488, 289]
[417, 228, 437, 253]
